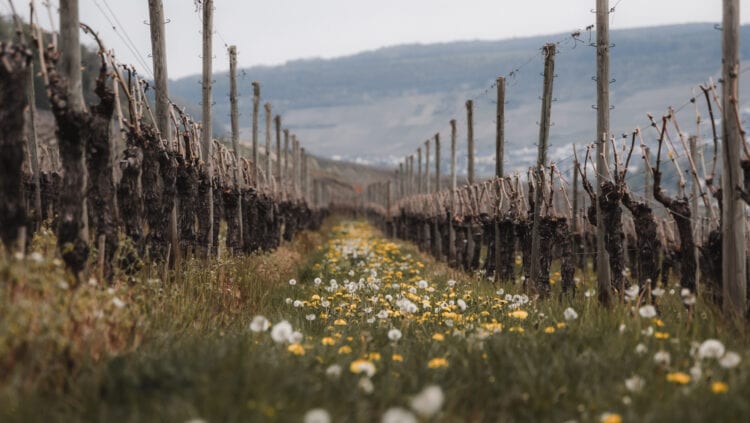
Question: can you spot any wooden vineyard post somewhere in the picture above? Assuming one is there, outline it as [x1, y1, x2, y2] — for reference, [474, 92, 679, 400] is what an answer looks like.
[425, 140, 431, 193]
[148, 0, 171, 149]
[265, 103, 272, 188]
[449, 119, 457, 266]
[721, 0, 747, 316]
[275, 115, 282, 187]
[201, 0, 214, 253]
[26, 58, 42, 224]
[467, 99, 475, 185]
[529, 43, 556, 296]
[59, 0, 84, 112]
[417, 147, 423, 194]
[284, 129, 290, 183]
[644, 146, 652, 201]
[252, 82, 260, 185]
[690, 136, 700, 287]
[228, 45, 243, 243]
[496, 77, 506, 178]
[596, 0, 613, 304]
[435, 133, 441, 192]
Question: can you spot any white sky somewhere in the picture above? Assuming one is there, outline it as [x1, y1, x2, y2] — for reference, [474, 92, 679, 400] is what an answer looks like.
[4, 0, 749, 79]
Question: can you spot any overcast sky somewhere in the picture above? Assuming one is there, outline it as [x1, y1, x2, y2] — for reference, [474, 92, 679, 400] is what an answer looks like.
[4, 0, 749, 79]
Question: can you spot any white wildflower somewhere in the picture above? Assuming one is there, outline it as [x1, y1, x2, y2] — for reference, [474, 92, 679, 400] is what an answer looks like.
[112, 297, 126, 309]
[358, 377, 374, 394]
[29, 252, 43, 263]
[638, 305, 657, 318]
[381, 407, 417, 423]
[457, 299, 467, 312]
[304, 408, 331, 423]
[719, 351, 741, 369]
[652, 287, 665, 297]
[325, 364, 342, 379]
[270, 320, 293, 343]
[306, 314, 316, 321]
[625, 375, 645, 392]
[377, 310, 389, 319]
[249, 315, 271, 332]
[697, 339, 725, 360]
[690, 365, 702, 381]
[417, 280, 428, 289]
[653, 350, 671, 366]
[563, 307, 578, 321]
[624, 285, 640, 301]
[289, 278, 297, 286]
[388, 328, 403, 342]
[314, 277, 322, 286]
[410, 385, 444, 418]
[635, 343, 648, 355]
[293, 300, 303, 308]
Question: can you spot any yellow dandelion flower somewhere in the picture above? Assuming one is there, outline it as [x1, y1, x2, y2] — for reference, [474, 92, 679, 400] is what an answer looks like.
[711, 381, 729, 394]
[654, 331, 670, 339]
[544, 326, 556, 333]
[652, 318, 665, 327]
[321, 337, 336, 346]
[392, 354, 404, 362]
[427, 357, 449, 369]
[334, 319, 347, 326]
[349, 359, 376, 377]
[509, 310, 529, 320]
[287, 344, 305, 356]
[509, 326, 525, 333]
[368, 352, 382, 361]
[666, 372, 691, 384]
[432, 333, 445, 342]
[556, 322, 566, 329]
[338, 345, 352, 354]
[600, 413, 622, 423]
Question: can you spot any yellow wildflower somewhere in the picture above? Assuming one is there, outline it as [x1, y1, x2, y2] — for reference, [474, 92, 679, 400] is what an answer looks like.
[427, 357, 449, 369]
[392, 354, 404, 362]
[509, 310, 529, 320]
[334, 319, 347, 326]
[509, 326, 525, 333]
[556, 322, 566, 329]
[600, 413, 622, 423]
[666, 372, 691, 384]
[338, 345, 352, 354]
[349, 359, 376, 377]
[368, 352, 382, 361]
[432, 333, 445, 342]
[654, 332, 670, 339]
[287, 344, 305, 356]
[321, 337, 336, 346]
[711, 381, 729, 394]
[544, 326, 556, 334]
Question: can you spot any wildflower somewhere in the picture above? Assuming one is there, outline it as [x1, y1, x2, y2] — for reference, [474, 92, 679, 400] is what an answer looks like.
[57, 280, 70, 290]
[719, 351, 741, 368]
[338, 345, 352, 354]
[271, 321, 293, 343]
[432, 333, 445, 342]
[584, 289, 595, 298]
[289, 331, 304, 344]
[638, 305, 657, 318]
[600, 413, 622, 423]
[388, 328, 403, 341]
[334, 319, 347, 326]
[289, 279, 297, 286]
[368, 352, 382, 361]
[666, 372, 691, 384]
[652, 287, 665, 297]
[690, 365, 702, 382]
[625, 375, 645, 392]
[410, 385, 444, 418]
[321, 337, 335, 346]
[427, 357, 449, 369]
[293, 300, 303, 308]
[350, 359, 376, 377]
[381, 407, 417, 423]
[392, 354, 404, 362]
[325, 364, 342, 379]
[304, 408, 331, 423]
[653, 350, 671, 366]
[544, 326, 556, 334]
[112, 297, 126, 309]
[457, 299, 467, 311]
[697, 339, 725, 360]
[624, 285, 639, 301]
[417, 280, 428, 289]
[563, 307, 578, 321]
[306, 314, 316, 321]
[618, 324, 627, 333]
[654, 332, 670, 339]
[249, 316, 271, 332]
[509, 310, 528, 320]
[358, 377, 375, 394]
[287, 344, 305, 356]
[711, 381, 729, 394]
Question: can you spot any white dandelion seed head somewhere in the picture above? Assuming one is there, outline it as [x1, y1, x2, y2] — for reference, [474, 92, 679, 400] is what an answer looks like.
[624, 285, 640, 301]
[289, 278, 297, 286]
[381, 407, 417, 423]
[417, 280, 428, 289]
[285, 298, 293, 305]
[690, 365, 702, 381]
[249, 315, 271, 332]
[293, 300, 303, 308]
[304, 408, 331, 423]
[305, 314, 316, 321]
[653, 350, 671, 366]
[447, 279, 457, 287]
[314, 277, 322, 286]
[625, 375, 645, 392]
[388, 328, 403, 341]
[719, 351, 741, 369]
[409, 385, 444, 418]
[289, 331, 303, 346]
[112, 297, 126, 309]
[457, 299, 467, 312]
[358, 377, 375, 394]
[270, 320, 293, 344]
[698, 339, 726, 360]
[563, 307, 578, 321]
[635, 343, 648, 355]
[638, 305, 657, 318]
[325, 364, 342, 379]
[618, 323, 627, 333]
[584, 289, 595, 298]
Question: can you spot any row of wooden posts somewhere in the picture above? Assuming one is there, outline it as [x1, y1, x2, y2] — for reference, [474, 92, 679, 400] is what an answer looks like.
[361, 0, 748, 317]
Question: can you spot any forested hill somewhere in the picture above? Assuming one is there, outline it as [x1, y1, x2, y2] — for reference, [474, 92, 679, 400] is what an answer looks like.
[170, 23, 750, 175]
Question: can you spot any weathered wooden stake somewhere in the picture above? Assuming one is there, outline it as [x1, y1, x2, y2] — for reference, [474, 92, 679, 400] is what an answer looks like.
[275, 115, 282, 187]
[721, 0, 747, 315]
[228, 45, 243, 243]
[466, 99, 475, 185]
[529, 43, 556, 294]
[425, 139, 431, 193]
[59, 0, 83, 112]
[201, 0, 214, 252]
[596, 0, 613, 304]
[449, 119, 457, 264]
[496, 77, 506, 178]
[252, 81, 260, 185]
[265, 103, 272, 187]
[417, 147, 423, 194]
[435, 133, 441, 192]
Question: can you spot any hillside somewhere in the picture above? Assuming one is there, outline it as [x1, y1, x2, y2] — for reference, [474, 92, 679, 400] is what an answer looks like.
[170, 23, 750, 177]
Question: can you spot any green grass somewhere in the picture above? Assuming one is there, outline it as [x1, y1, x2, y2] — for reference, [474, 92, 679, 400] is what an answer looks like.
[2, 219, 750, 422]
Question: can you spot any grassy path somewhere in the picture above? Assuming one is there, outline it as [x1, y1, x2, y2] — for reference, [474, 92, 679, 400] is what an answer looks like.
[5, 220, 750, 422]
